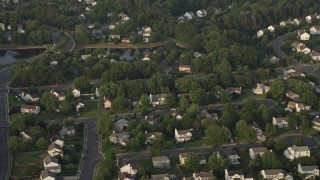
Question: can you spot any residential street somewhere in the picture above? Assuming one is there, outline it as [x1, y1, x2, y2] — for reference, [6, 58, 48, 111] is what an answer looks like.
[117, 142, 262, 161]
[0, 92, 9, 180]
[79, 118, 103, 180]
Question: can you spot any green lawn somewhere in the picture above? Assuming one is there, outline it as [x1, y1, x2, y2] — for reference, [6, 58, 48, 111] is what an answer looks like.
[80, 100, 103, 118]
[8, 94, 24, 109]
[14, 152, 43, 165]
[11, 166, 26, 177]
[234, 89, 253, 103]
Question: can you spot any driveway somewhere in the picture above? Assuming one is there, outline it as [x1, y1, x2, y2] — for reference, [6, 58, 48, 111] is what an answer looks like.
[280, 135, 318, 148]
[79, 118, 103, 180]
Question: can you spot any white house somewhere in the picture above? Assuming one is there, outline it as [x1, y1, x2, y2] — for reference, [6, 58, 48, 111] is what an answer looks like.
[284, 145, 310, 160]
[103, 97, 112, 109]
[299, 32, 310, 41]
[267, 25, 275, 33]
[252, 83, 270, 95]
[20, 91, 39, 102]
[50, 90, 65, 101]
[184, 11, 195, 20]
[313, 116, 320, 131]
[287, 101, 311, 112]
[293, 18, 302, 26]
[193, 171, 214, 180]
[72, 89, 81, 97]
[196, 9, 207, 17]
[21, 104, 40, 114]
[149, 94, 167, 106]
[310, 26, 320, 35]
[279, 20, 292, 27]
[297, 164, 319, 179]
[311, 51, 320, 61]
[296, 44, 311, 54]
[306, 15, 314, 23]
[120, 162, 140, 176]
[48, 143, 63, 158]
[43, 156, 61, 173]
[249, 147, 268, 159]
[175, 129, 192, 143]
[225, 169, 244, 180]
[272, 117, 289, 128]
[145, 132, 162, 145]
[59, 126, 76, 136]
[20, 131, 32, 142]
[257, 29, 265, 38]
[40, 170, 56, 180]
[260, 169, 293, 180]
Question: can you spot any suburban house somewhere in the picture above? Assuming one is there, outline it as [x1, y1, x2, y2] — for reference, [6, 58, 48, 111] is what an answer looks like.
[252, 83, 270, 94]
[272, 117, 289, 128]
[72, 89, 81, 98]
[179, 153, 188, 165]
[312, 116, 320, 131]
[59, 126, 76, 136]
[118, 172, 132, 180]
[225, 169, 245, 180]
[120, 161, 140, 176]
[287, 101, 311, 112]
[118, 13, 130, 22]
[20, 91, 39, 102]
[266, 55, 279, 64]
[306, 15, 315, 23]
[296, 44, 311, 54]
[267, 25, 275, 33]
[151, 174, 170, 180]
[149, 94, 167, 106]
[21, 104, 40, 114]
[103, 97, 112, 109]
[226, 87, 242, 95]
[145, 132, 162, 145]
[47, 143, 63, 158]
[193, 171, 214, 180]
[114, 119, 128, 132]
[297, 164, 319, 179]
[175, 129, 192, 143]
[279, 20, 292, 27]
[257, 29, 266, 38]
[142, 26, 152, 42]
[40, 170, 56, 180]
[53, 139, 64, 148]
[152, 156, 171, 169]
[109, 34, 121, 41]
[293, 18, 302, 26]
[179, 65, 192, 73]
[109, 132, 130, 146]
[249, 147, 268, 159]
[228, 154, 241, 165]
[260, 169, 293, 180]
[196, 9, 207, 17]
[92, 29, 103, 39]
[184, 11, 195, 20]
[43, 156, 61, 173]
[310, 25, 320, 35]
[311, 51, 320, 61]
[50, 90, 66, 101]
[284, 145, 310, 160]
[121, 38, 130, 44]
[298, 31, 310, 41]
[286, 91, 300, 102]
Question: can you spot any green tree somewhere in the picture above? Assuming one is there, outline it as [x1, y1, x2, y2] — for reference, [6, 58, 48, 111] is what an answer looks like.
[260, 152, 282, 169]
[185, 153, 200, 172]
[220, 104, 238, 129]
[139, 95, 150, 109]
[265, 123, 277, 137]
[30, 126, 48, 141]
[74, 76, 91, 92]
[219, 89, 231, 103]
[208, 152, 229, 177]
[164, 93, 178, 109]
[9, 114, 26, 135]
[97, 114, 113, 136]
[301, 91, 318, 107]
[8, 136, 25, 152]
[36, 137, 49, 150]
[40, 92, 59, 111]
[75, 24, 91, 44]
[46, 123, 62, 134]
[270, 79, 285, 99]
[24, 164, 39, 175]
[205, 124, 230, 146]
[274, 140, 287, 154]
[65, 164, 77, 174]
[112, 95, 128, 111]
[235, 120, 256, 139]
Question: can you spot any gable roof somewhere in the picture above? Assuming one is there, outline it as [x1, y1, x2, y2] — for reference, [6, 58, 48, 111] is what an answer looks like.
[291, 145, 310, 152]
[152, 156, 170, 162]
[21, 104, 38, 110]
[262, 169, 284, 175]
[40, 170, 56, 179]
[48, 143, 62, 151]
[176, 129, 192, 135]
[194, 171, 213, 178]
[228, 170, 244, 176]
[44, 156, 58, 165]
[250, 147, 268, 153]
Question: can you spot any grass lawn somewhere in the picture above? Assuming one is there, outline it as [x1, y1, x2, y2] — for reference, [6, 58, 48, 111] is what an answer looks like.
[8, 94, 24, 109]
[80, 100, 103, 118]
[11, 166, 26, 177]
[302, 127, 317, 136]
[14, 152, 43, 165]
[234, 89, 253, 103]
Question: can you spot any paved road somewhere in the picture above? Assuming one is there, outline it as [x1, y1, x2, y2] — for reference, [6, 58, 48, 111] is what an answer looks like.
[79, 118, 103, 180]
[281, 135, 318, 147]
[117, 142, 262, 161]
[0, 90, 9, 180]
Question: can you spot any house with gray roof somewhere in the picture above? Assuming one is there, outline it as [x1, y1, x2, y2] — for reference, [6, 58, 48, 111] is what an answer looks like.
[152, 156, 171, 169]
[298, 164, 319, 179]
[260, 169, 293, 180]
[40, 170, 56, 180]
[43, 156, 61, 173]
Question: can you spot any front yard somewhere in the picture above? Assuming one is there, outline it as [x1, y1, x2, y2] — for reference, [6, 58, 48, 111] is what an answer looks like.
[11, 151, 45, 177]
